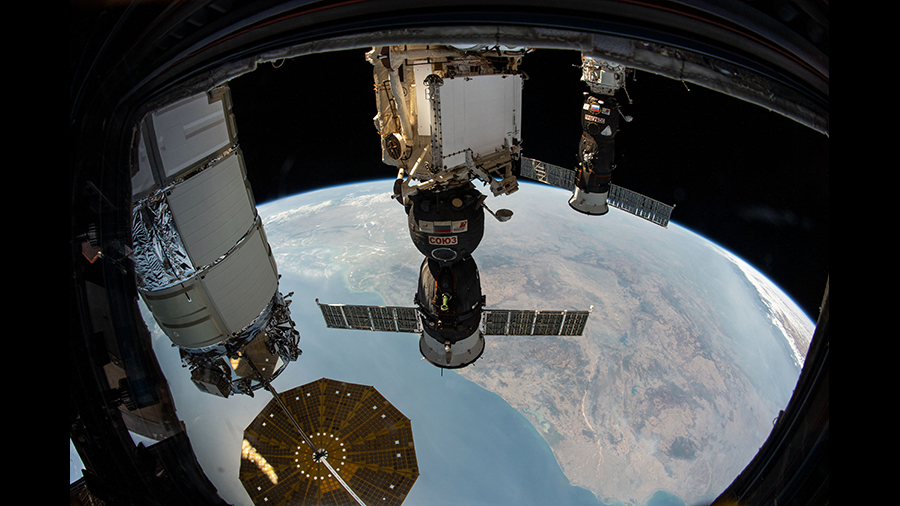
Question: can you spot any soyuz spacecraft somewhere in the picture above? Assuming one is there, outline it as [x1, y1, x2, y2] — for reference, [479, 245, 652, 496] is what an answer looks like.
[521, 55, 676, 225]
[317, 45, 600, 369]
[129, 85, 301, 398]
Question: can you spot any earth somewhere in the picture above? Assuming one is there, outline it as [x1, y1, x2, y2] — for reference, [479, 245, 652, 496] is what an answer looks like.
[134, 178, 813, 506]
[248, 179, 812, 506]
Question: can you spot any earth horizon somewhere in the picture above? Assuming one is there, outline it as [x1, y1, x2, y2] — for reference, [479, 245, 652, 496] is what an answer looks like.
[253, 179, 812, 506]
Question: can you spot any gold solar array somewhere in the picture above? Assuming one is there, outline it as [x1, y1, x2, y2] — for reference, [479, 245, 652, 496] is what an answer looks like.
[240, 378, 419, 505]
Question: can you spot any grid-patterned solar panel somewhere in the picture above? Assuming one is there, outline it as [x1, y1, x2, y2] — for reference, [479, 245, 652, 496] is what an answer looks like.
[240, 378, 418, 506]
[608, 184, 675, 228]
[320, 303, 349, 329]
[484, 310, 511, 335]
[507, 310, 536, 335]
[533, 311, 565, 335]
[345, 305, 375, 330]
[520, 157, 576, 191]
[559, 311, 591, 336]
[368, 306, 397, 332]
[319, 302, 590, 338]
[520, 157, 674, 228]
[483, 309, 592, 336]
[317, 301, 420, 333]
[392, 307, 420, 333]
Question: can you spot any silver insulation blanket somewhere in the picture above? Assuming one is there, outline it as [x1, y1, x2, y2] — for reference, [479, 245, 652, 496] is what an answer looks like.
[132, 195, 196, 290]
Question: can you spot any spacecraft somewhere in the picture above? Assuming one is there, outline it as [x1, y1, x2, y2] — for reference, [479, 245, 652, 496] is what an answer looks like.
[569, 56, 630, 216]
[317, 46, 593, 369]
[129, 85, 301, 398]
[521, 55, 676, 226]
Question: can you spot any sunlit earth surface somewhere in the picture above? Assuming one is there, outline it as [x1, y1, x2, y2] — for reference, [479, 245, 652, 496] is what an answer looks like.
[72, 179, 812, 506]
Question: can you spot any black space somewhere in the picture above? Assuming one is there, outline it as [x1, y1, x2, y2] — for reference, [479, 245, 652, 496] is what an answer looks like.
[231, 48, 828, 324]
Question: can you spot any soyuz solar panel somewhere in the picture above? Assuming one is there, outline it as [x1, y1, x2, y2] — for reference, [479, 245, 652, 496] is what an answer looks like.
[391, 308, 419, 333]
[482, 309, 591, 336]
[559, 311, 590, 336]
[317, 302, 420, 333]
[519, 157, 674, 228]
[507, 310, 536, 335]
[320, 303, 349, 329]
[344, 305, 375, 330]
[520, 157, 576, 191]
[319, 302, 590, 337]
[484, 310, 511, 335]
[533, 311, 565, 335]
[607, 184, 674, 228]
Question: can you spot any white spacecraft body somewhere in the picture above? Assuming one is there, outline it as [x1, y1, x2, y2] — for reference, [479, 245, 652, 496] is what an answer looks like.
[367, 46, 672, 227]
[130, 86, 300, 397]
[367, 45, 526, 200]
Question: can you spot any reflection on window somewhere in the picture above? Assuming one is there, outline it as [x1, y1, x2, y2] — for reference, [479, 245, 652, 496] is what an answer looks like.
[241, 439, 278, 485]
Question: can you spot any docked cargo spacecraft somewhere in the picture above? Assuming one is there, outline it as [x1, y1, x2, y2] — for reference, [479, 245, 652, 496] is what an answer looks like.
[130, 85, 301, 398]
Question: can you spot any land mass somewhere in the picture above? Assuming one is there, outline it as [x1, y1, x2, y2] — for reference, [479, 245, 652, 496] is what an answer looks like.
[339, 195, 798, 506]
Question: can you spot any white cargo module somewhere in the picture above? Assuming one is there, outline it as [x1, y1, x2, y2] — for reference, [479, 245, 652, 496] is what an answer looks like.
[131, 85, 300, 397]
